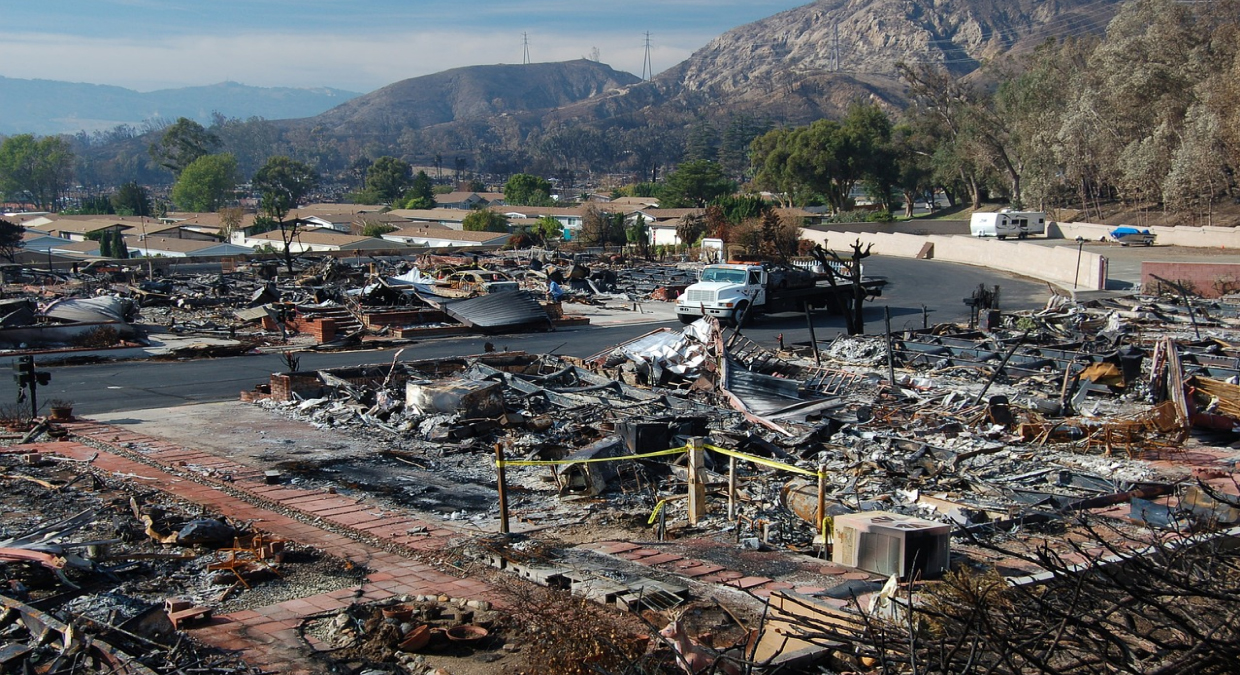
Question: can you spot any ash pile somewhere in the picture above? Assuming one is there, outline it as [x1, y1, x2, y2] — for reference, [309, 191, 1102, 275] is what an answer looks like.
[0, 448, 361, 674]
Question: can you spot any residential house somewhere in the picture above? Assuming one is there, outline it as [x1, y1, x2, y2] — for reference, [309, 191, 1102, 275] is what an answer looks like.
[389, 209, 474, 230]
[24, 216, 134, 242]
[235, 229, 405, 254]
[380, 226, 509, 248]
[432, 192, 505, 209]
[20, 229, 76, 254]
[124, 235, 253, 258]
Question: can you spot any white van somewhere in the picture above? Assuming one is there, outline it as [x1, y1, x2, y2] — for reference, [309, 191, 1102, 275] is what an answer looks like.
[970, 210, 1046, 239]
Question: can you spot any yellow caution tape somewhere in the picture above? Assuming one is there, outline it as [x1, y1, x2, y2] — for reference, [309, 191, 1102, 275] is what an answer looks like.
[648, 499, 669, 525]
[497, 446, 687, 468]
[703, 444, 821, 477]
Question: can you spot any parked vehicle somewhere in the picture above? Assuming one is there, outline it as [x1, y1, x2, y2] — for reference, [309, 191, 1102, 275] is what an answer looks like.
[1109, 226, 1155, 246]
[970, 210, 1047, 239]
[675, 261, 883, 325]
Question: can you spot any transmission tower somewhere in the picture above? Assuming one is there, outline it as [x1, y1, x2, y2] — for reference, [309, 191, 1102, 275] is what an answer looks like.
[523, 32, 531, 64]
[642, 32, 653, 81]
[832, 23, 840, 72]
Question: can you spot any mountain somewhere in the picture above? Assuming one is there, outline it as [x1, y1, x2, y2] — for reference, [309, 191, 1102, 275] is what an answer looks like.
[69, 0, 1127, 184]
[0, 77, 360, 136]
[310, 0, 1123, 167]
[291, 60, 641, 137]
[586, 0, 1124, 124]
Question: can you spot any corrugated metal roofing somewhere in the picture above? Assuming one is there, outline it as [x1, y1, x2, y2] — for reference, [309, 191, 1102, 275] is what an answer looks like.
[421, 290, 550, 331]
[723, 358, 803, 416]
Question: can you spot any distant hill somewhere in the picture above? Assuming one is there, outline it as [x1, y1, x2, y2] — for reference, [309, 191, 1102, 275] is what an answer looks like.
[0, 77, 360, 136]
[354, 0, 1123, 170]
[66, 0, 1128, 184]
[559, 0, 1125, 125]
[291, 60, 641, 138]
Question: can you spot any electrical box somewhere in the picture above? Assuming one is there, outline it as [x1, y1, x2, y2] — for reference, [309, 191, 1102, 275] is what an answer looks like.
[832, 511, 951, 580]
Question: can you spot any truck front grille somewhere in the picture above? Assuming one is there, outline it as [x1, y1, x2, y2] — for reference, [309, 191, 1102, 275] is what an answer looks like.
[685, 289, 716, 304]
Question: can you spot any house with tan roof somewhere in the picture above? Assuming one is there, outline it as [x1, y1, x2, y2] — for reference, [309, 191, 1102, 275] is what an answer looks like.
[389, 208, 474, 229]
[433, 192, 505, 209]
[21, 229, 75, 253]
[380, 225, 509, 248]
[25, 217, 133, 242]
[124, 235, 253, 258]
[235, 228, 405, 254]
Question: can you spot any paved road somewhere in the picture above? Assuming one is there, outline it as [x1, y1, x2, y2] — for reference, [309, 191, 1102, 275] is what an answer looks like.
[38, 257, 1052, 415]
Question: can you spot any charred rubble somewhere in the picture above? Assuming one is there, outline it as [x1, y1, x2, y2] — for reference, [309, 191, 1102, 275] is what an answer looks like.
[1, 251, 695, 355]
[237, 289, 1240, 671]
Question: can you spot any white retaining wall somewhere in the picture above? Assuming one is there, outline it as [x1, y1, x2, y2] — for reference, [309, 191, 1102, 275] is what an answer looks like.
[800, 229, 1108, 291]
[1053, 221, 1240, 249]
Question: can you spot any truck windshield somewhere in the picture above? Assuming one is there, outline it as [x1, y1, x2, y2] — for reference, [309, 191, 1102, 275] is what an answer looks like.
[701, 268, 748, 283]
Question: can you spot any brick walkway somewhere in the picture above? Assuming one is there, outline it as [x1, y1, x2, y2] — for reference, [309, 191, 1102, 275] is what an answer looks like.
[13, 421, 499, 675]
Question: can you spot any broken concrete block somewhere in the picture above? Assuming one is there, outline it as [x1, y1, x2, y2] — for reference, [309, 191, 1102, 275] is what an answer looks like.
[406, 378, 504, 418]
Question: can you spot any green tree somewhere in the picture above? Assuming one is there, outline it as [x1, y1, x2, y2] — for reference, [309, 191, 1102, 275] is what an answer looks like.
[675, 212, 707, 247]
[659, 160, 735, 208]
[99, 229, 115, 258]
[683, 120, 720, 162]
[530, 216, 563, 245]
[713, 194, 768, 225]
[111, 181, 151, 216]
[462, 210, 509, 233]
[364, 156, 412, 203]
[0, 219, 25, 263]
[171, 154, 238, 212]
[626, 214, 651, 258]
[0, 134, 75, 212]
[361, 221, 398, 237]
[751, 104, 894, 214]
[400, 170, 436, 209]
[149, 117, 221, 178]
[113, 230, 130, 259]
[253, 156, 320, 273]
[503, 173, 554, 206]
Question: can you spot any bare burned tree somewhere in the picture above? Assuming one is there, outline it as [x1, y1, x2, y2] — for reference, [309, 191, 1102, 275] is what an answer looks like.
[811, 240, 873, 335]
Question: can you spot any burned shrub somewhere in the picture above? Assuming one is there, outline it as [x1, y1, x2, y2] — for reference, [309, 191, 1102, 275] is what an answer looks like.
[71, 325, 122, 349]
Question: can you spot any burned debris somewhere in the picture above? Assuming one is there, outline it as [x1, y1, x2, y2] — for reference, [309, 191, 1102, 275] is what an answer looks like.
[0, 446, 363, 675]
[230, 283, 1240, 672]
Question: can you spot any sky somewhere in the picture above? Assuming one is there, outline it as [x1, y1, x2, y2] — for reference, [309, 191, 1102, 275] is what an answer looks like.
[0, 0, 810, 93]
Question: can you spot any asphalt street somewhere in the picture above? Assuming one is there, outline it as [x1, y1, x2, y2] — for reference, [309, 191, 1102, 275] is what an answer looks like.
[36, 257, 1052, 415]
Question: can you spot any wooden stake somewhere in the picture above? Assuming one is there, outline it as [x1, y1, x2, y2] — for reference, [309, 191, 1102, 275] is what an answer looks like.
[494, 443, 510, 534]
[727, 455, 737, 521]
[687, 437, 706, 525]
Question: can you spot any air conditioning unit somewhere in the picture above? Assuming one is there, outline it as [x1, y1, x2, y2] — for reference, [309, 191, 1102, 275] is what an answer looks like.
[832, 511, 951, 580]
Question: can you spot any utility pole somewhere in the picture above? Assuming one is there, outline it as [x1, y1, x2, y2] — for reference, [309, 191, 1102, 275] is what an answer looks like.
[522, 32, 531, 65]
[642, 32, 653, 81]
[833, 23, 840, 72]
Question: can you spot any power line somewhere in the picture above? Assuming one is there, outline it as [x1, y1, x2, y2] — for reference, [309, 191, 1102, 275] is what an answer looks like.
[642, 32, 653, 81]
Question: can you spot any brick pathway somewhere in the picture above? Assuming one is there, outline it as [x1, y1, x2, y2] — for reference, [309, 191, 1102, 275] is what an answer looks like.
[13, 421, 499, 674]
[577, 540, 869, 602]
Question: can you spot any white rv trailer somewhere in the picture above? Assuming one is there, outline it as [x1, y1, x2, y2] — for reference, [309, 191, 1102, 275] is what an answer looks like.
[969, 210, 1046, 239]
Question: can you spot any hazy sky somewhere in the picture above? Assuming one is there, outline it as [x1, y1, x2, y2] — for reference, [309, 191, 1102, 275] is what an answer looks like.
[0, 0, 809, 93]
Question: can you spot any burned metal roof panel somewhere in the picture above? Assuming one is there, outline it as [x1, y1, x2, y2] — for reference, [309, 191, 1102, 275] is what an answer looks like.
[425, 290, 550, 331]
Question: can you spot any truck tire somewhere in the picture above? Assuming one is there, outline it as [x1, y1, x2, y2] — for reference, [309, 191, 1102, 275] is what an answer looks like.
[678, 314, 698, 325]
[732, 302, 751, 327]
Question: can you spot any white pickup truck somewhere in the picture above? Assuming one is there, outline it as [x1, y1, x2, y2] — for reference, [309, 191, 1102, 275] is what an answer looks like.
[675, 262, 881, 325]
